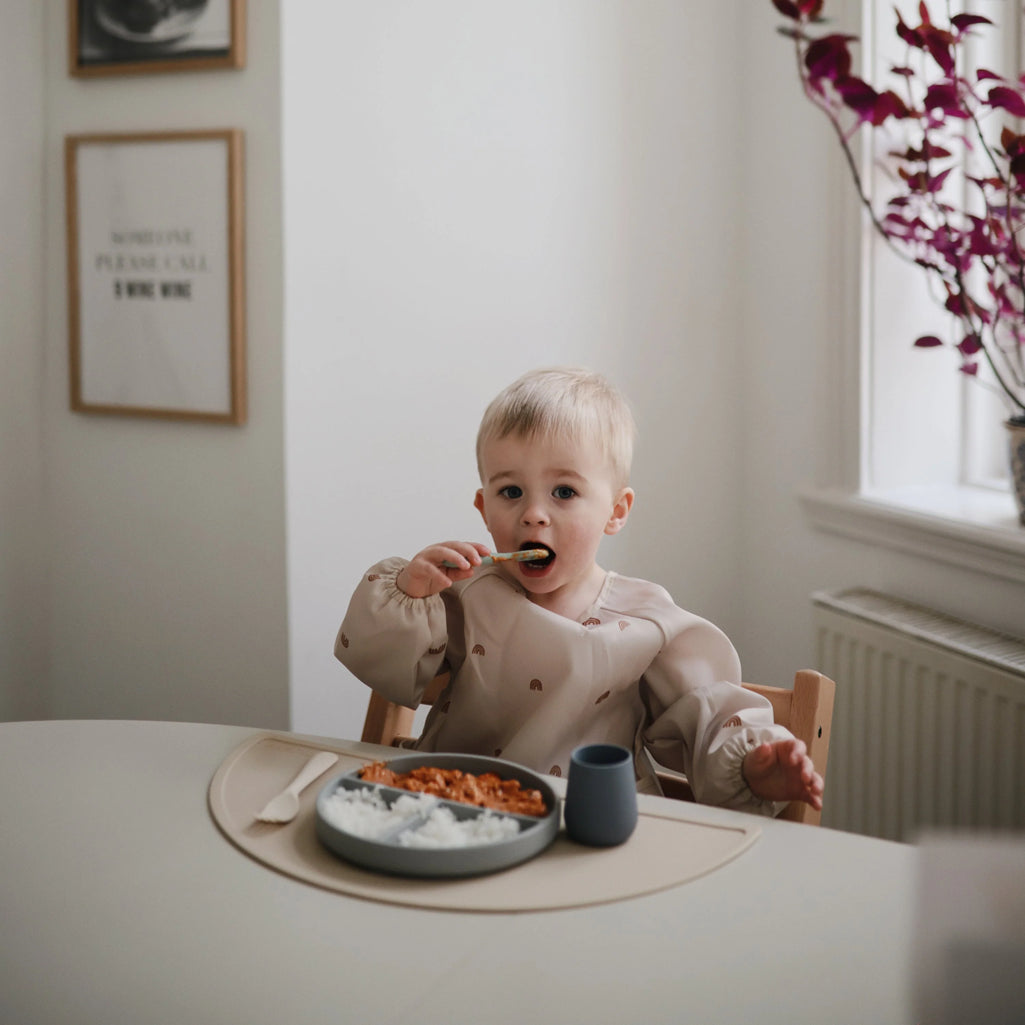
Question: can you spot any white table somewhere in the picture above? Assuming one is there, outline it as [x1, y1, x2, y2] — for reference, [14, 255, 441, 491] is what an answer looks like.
[0, 720, 915, 1025]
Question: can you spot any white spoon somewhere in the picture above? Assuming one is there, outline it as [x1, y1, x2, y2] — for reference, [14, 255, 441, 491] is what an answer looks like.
[255, 750, 339, 823]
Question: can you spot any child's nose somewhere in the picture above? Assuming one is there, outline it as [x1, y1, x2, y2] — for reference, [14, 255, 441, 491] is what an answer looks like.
[520, 501, 550, 526]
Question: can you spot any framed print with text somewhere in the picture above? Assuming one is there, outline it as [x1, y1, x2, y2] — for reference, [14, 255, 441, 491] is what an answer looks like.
[65, 129, 246, 424]
[69, 0, 245, 77]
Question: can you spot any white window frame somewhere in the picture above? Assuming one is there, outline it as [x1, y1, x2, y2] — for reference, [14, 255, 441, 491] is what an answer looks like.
[799, 0, 1025, 584]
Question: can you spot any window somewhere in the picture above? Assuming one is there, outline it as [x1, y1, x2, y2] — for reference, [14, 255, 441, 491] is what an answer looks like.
[800, 0, 1025, 582]
[863, 0, 1016, 498]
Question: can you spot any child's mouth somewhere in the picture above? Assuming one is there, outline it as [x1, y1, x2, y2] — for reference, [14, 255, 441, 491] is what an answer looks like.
[519, 542, 555, 572]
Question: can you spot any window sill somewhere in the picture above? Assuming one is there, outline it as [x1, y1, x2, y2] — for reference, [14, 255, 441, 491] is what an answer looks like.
[798, 485, 1025, 585]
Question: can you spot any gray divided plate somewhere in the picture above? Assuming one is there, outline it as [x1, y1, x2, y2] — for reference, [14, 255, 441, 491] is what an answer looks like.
[315, 753, 560, 878]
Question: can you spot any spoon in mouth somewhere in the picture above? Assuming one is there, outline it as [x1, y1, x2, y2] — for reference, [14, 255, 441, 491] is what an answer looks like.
[443, 549, 548, 569]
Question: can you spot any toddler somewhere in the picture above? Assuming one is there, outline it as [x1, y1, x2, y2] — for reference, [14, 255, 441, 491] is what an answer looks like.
[336, 367, 823, 815]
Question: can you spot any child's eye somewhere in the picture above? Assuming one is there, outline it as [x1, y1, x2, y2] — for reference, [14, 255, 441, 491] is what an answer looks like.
[553, 485, 576, 500]
[498, 485, 523, 500]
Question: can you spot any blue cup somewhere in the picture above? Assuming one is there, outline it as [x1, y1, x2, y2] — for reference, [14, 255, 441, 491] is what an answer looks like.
[563, 743, 638, 847]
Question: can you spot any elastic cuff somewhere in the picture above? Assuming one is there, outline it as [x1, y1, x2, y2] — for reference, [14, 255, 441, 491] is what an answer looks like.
[724, 734, 786, 818]
[371, 562, 445, 612]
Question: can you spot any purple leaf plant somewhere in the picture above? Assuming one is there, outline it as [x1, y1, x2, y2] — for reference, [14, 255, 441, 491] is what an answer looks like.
[774, 0, 1025, 422]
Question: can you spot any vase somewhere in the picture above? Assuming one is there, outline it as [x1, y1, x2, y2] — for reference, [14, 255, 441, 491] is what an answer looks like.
[1007, 419, 1025, 526]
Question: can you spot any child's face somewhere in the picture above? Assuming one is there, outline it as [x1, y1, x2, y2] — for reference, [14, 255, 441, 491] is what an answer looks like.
[473, 431, 633, 613]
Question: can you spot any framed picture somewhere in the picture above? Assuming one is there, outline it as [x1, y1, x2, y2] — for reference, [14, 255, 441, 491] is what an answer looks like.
[65, 129, 246, 424]
[69, 0, 245, 77]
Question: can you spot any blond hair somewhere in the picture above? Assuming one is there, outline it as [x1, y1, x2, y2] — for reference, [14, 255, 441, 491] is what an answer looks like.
[476, 367, 636, 487]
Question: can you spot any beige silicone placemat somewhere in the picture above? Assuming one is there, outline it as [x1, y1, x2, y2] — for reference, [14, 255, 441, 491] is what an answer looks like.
[208, 732, 760, 913]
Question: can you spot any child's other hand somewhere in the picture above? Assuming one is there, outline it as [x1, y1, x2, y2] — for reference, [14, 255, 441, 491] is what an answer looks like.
[741, 739, 824, 811]
[396, 542, 492, 598]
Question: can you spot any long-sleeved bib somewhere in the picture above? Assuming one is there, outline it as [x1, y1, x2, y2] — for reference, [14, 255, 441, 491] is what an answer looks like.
[336, 558, 790, 815]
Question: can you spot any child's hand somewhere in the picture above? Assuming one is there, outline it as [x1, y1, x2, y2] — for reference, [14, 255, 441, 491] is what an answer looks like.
[396, 541, 493, 598]
[741, 738, 824, 811]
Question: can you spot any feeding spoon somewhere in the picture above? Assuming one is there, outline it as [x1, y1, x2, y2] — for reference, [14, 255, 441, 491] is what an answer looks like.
[442, 549, 548, 569]
[255, 750, 339, 823]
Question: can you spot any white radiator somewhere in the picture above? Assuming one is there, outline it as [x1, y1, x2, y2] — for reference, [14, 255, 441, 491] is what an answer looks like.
[812, 588, 1025, 842]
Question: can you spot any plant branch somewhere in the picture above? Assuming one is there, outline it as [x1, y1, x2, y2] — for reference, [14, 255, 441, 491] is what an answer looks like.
[777, 2, 1025, 417]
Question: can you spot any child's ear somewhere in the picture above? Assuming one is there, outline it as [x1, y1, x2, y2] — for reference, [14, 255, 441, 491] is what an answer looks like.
[473, 489, 487, 526]
[604, 487, 634, 535]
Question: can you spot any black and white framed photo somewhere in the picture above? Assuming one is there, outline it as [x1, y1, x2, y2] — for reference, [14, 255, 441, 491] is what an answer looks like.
[69, 0, 245, 77]
[65, 129, 246, 424]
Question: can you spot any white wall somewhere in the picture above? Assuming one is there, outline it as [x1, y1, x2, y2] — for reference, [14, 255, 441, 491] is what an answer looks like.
[282, 1, 747, 738]
[34, 0, 289, 727]
[0, 5, 48, 720]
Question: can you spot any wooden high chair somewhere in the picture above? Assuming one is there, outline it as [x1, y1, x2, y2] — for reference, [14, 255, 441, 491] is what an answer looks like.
[360, 669, 835, 826]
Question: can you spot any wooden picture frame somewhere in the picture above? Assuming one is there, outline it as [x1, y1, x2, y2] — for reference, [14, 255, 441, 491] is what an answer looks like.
[69, 0, 245, 77]
[65, 129, 246, 424]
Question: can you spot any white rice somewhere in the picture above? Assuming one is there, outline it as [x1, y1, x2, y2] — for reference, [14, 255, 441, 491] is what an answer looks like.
[397, 804, 520, 848]
[318, 787, 430, 838]
[320, 786, 520, 847]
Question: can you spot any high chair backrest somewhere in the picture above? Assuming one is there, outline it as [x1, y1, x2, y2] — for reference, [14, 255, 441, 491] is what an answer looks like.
[655, 670, 836, 825]
[360, 673, 450, 748]
[359, 668, 835, 826]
